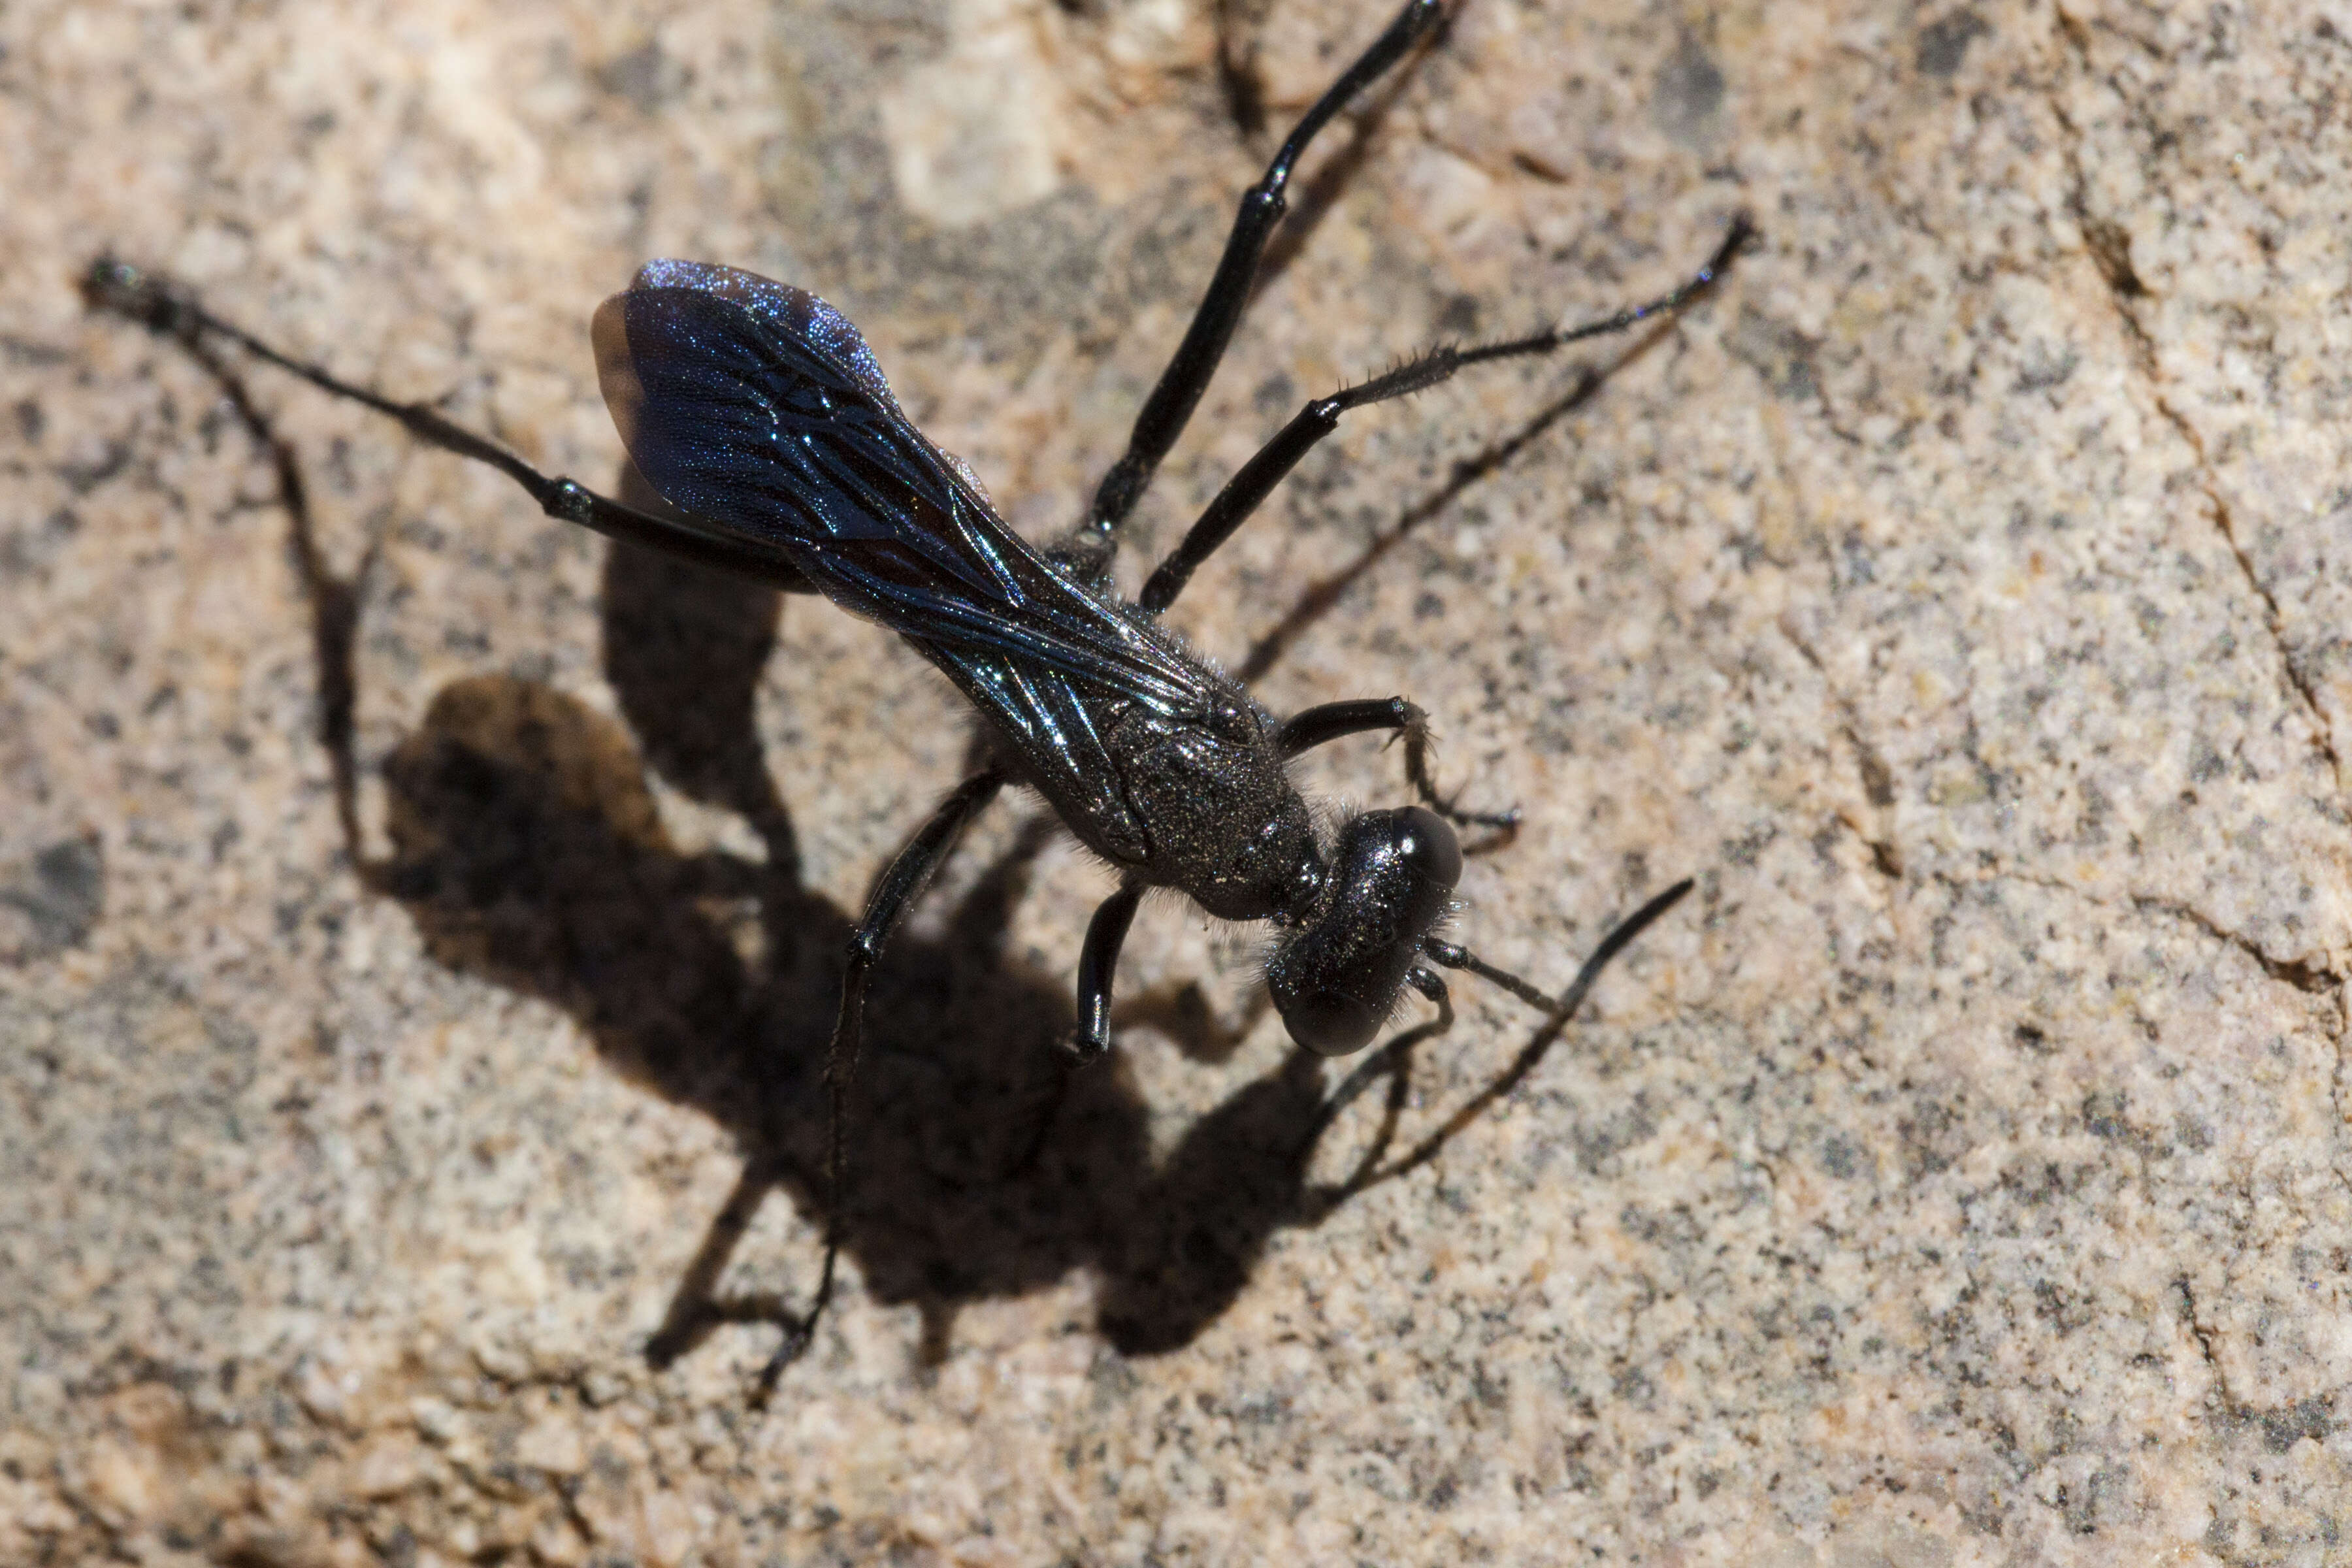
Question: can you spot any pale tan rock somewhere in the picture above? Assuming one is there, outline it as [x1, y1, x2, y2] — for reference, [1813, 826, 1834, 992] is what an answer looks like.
[4, 0, 2349, 1562]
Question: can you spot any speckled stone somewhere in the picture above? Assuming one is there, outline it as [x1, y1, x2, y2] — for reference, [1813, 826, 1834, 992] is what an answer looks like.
[5, 0, 2349, 1562]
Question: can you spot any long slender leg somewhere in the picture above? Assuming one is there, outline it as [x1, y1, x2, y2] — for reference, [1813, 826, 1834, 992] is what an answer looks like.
[81, 259, 816, 593]
[1137, 217, 1754, 614]
[1077, 0, 1446, 553]
[758, 769, 1004, 1395]
[1275, 696, 1516, 831]
[1070, 880, 1146, 1061]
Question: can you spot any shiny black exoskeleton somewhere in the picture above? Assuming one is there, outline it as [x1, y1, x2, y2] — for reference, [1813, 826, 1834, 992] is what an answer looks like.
[85, 0, 1742, 1385]
[1267, 806, 1462, 1057]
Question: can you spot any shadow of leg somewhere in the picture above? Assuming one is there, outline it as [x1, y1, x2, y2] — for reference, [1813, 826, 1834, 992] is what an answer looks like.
[1096, 1046, 1328, 1355]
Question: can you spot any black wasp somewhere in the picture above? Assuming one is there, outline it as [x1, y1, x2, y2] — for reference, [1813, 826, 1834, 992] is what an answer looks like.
[90, 0, 1746, 1383]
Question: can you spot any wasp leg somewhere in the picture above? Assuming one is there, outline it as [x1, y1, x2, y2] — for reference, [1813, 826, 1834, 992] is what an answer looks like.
[80, 258, 815, 592]
[1298, 967, 1452, 1210]
[1137, 218, 1753, 614]
[1275, 696, 1518, 832]
[1071, 0, 1446, 565]
[757, 768, 1004, 1397]
[1069, 880, 1146, 1062]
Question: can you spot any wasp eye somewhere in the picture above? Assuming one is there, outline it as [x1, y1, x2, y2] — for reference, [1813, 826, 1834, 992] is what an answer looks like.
[1281, 989, 1382, 1057]
[1396, 805, 1462, 888]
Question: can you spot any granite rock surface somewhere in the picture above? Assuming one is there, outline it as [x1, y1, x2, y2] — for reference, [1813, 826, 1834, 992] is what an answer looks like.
[3, 0, 2349, 1562]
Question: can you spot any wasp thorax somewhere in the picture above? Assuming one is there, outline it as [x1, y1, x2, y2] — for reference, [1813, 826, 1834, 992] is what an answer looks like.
[1267, 806, 1462, 1056]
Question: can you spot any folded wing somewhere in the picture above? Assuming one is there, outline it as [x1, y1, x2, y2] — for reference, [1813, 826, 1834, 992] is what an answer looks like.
[593, 260, 1219, 856]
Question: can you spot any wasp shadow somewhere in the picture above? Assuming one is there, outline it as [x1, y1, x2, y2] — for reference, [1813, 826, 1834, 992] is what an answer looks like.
[364, 532, 1345, 1367]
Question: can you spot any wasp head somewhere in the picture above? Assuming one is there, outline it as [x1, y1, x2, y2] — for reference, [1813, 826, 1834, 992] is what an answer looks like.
[1267, 805, 1462, 1056]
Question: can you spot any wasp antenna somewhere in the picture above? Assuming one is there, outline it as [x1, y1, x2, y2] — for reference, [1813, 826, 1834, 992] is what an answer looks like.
[1422, 875, 1695, 1019]
[1418, 938, 1558, 1013]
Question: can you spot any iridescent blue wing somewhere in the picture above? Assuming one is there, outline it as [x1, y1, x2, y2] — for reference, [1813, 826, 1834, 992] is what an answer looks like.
[593, 261, 1216, 855]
